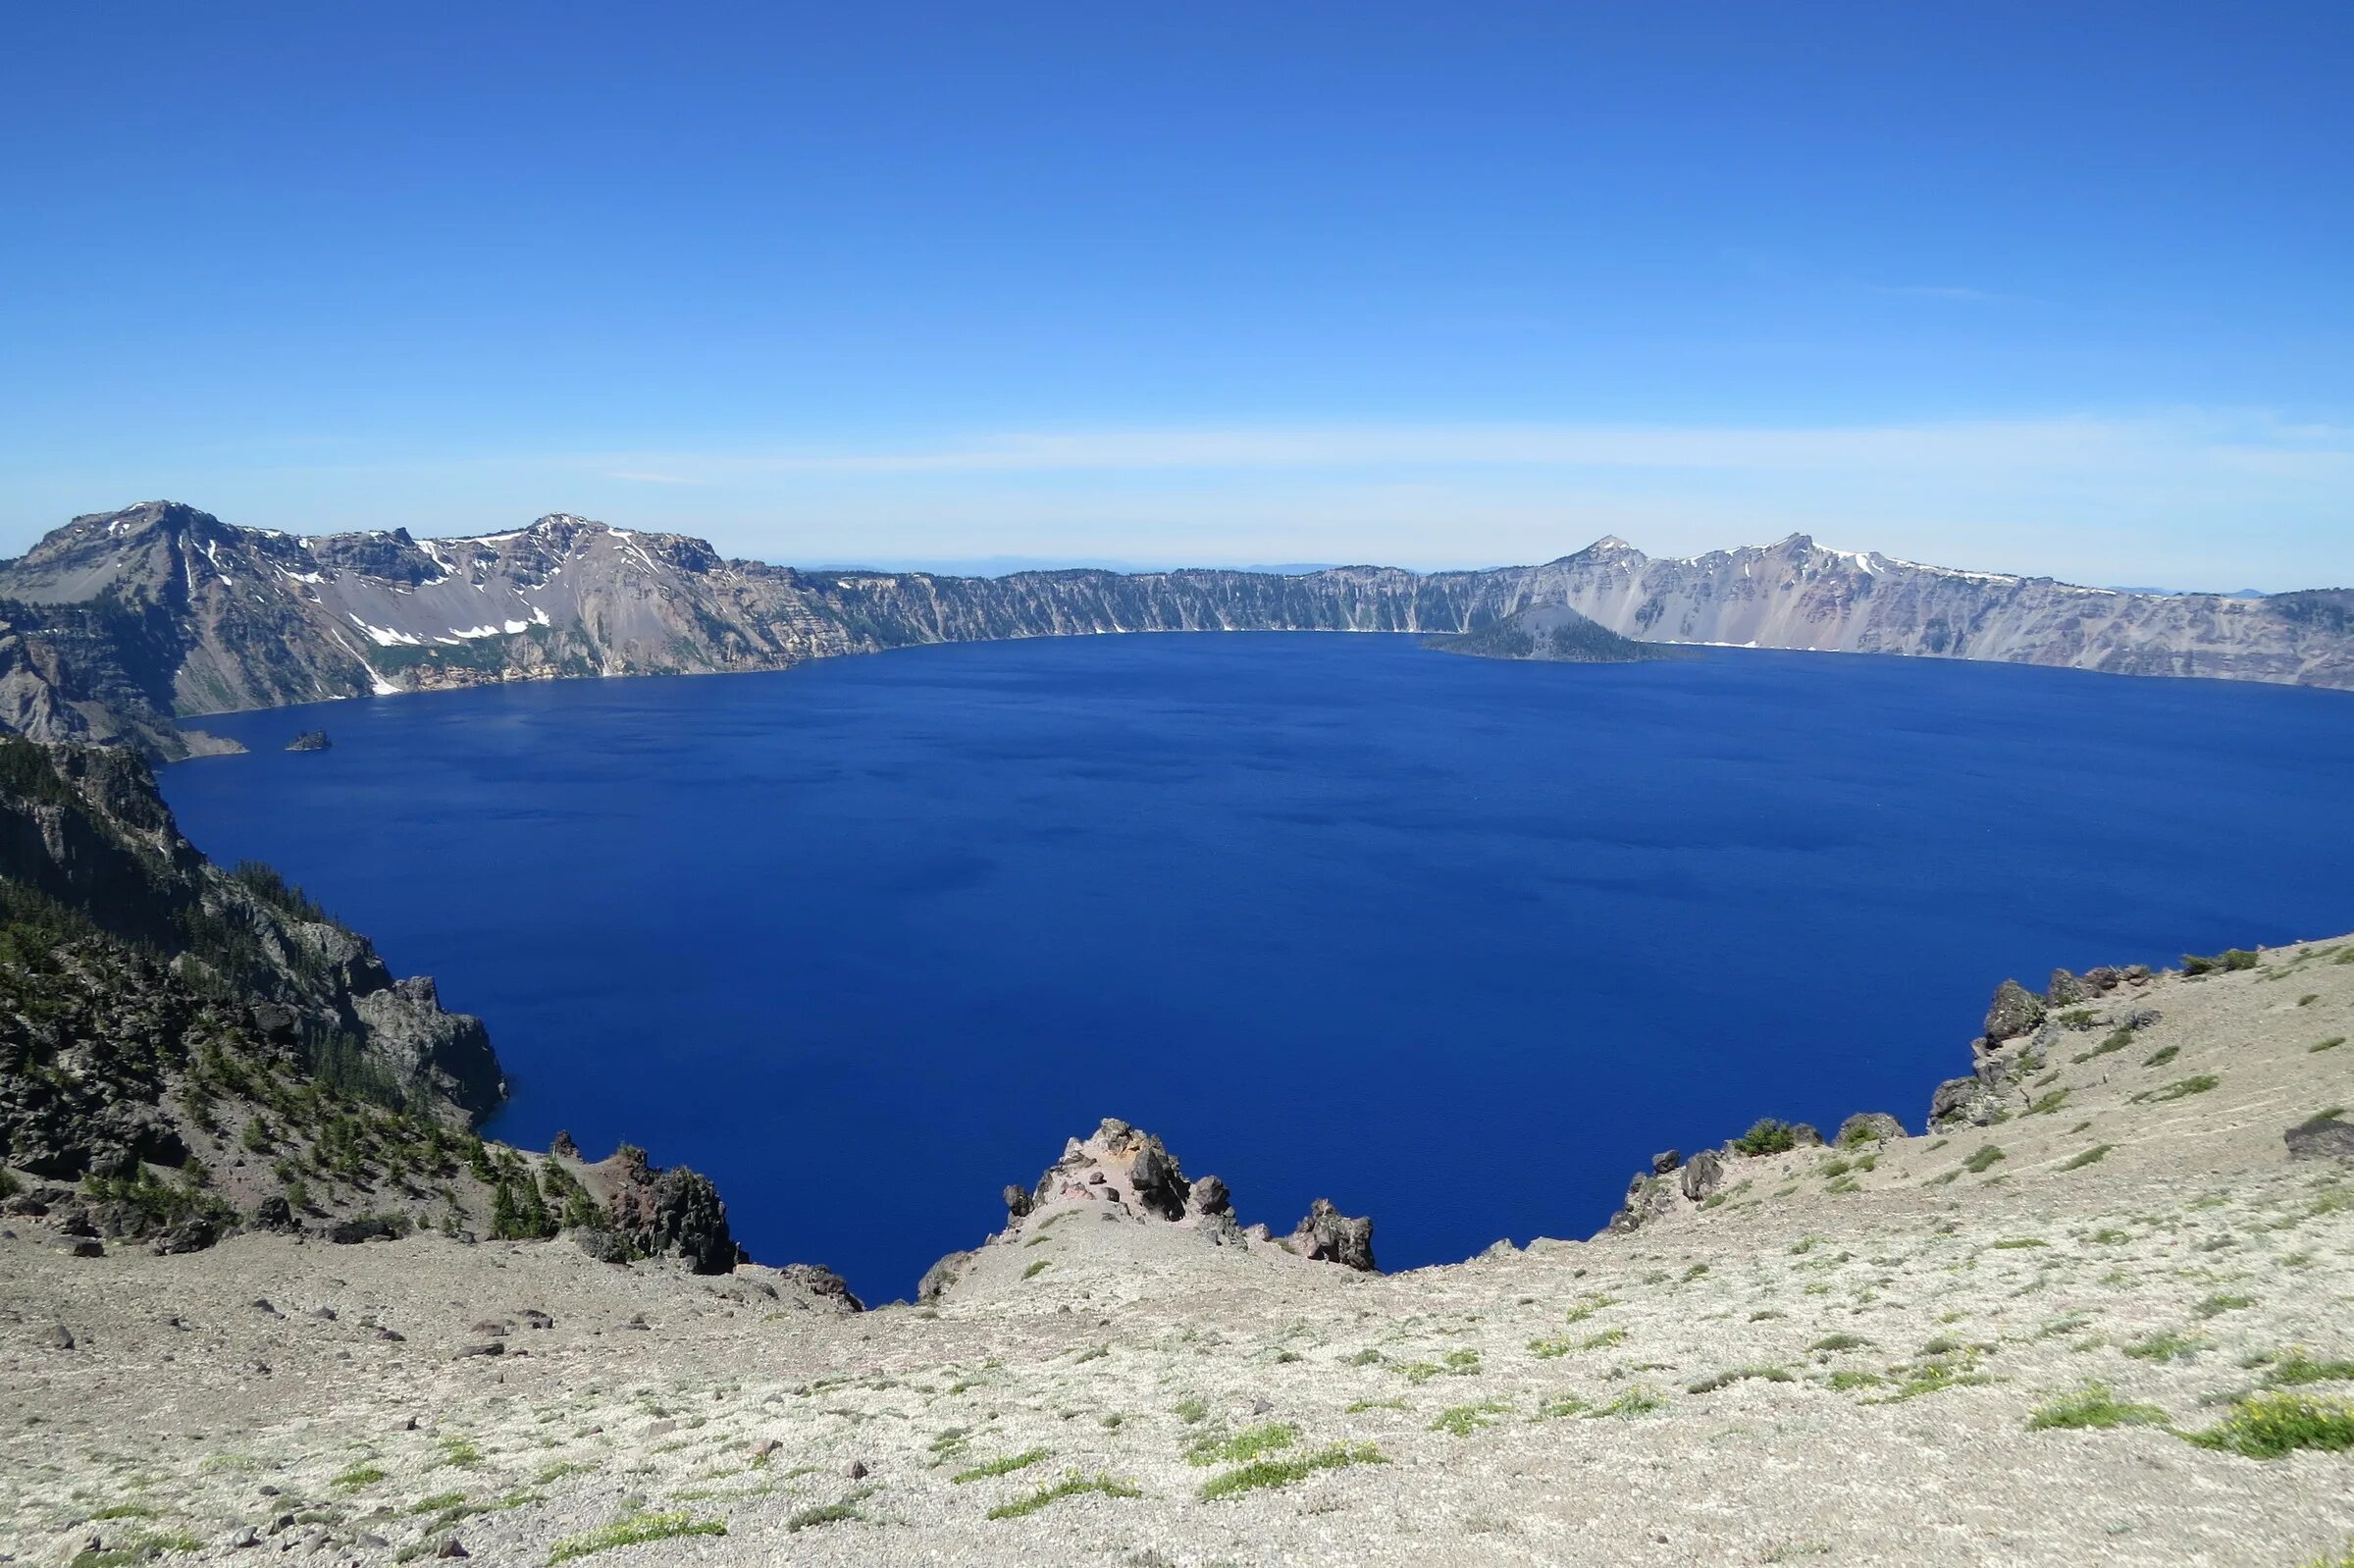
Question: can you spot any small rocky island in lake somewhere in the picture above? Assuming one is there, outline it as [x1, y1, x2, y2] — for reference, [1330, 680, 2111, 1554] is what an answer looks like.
[285, 729, 332, 752]
[1425, 602, 1670, 663]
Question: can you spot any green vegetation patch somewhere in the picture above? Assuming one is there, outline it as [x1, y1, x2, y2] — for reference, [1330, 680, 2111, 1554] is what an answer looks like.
[547, 1511, 725, 1563]
[2122, 1330, 2207, 1364]
[1184, 1423, 1297, 1467]
[987, 1472, 1142, 1519]
[1198, 1442, 1385, 1500]
[2026, 1383, 2168, 1431]
[2187, 1392, 2354, 1459]
[1962, 1145, 2006, 1175]
[2313, 1036, 2346, 1054]
[2061, 1144, 2114, 1171]
[2132, 1073, 2218, 1104]
[2264, 1351, 2354, 1387]
[1733, 1119, 1801, 1157]
[1429, 1400, 1512, 1437]
[951, 1447, 1048, 1484]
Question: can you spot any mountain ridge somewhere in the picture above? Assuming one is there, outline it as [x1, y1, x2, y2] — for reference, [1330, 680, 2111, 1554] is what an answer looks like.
[3, 500, 2348, 758]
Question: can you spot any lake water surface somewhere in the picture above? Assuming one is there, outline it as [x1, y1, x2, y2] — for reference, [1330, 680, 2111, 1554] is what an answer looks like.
[161, 635, 2354, 1298]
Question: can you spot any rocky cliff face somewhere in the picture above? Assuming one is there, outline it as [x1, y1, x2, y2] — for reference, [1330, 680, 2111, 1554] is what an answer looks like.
[0, 735, 788, 1280]
[0, 736, 503, 1121]
[1, 502, 2346, 758]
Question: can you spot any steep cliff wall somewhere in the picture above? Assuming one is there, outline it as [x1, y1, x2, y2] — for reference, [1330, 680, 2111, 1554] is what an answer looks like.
[0, 502, 2344, 757]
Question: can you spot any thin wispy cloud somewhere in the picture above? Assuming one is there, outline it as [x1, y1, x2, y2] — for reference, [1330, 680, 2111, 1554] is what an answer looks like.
[583, 411, 2354, 483]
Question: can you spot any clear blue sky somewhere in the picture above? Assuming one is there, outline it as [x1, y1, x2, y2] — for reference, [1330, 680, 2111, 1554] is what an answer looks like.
[3, 3, 2347, 586]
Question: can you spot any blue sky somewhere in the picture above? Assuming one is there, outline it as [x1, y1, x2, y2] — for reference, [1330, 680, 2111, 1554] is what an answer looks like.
[2, 4, 2347, 587]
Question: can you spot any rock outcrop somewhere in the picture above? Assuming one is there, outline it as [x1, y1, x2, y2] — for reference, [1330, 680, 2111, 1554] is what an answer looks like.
[924, 1118, 1377, 1297]
[593, 1144, 743, 1276]
[1834, 1112, 1907, 1145]
[1286, 1197, 1378, 1271]
[1982, 978, 2046, 1043]
[4, 502, 2351, 758]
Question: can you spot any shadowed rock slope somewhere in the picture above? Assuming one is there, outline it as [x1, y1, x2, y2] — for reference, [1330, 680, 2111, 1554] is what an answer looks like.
[3, 931, 2349, 1565]
[0, 736, 807, 1286]
[2, 502, 2347, 756]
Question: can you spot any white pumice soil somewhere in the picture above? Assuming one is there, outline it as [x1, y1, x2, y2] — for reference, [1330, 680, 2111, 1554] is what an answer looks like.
[5, 937, 2352, 1567]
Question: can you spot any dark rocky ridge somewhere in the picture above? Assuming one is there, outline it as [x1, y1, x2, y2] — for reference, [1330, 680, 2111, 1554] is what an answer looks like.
[0, 735, 785, 1283]
[0, 502, 2347, 758]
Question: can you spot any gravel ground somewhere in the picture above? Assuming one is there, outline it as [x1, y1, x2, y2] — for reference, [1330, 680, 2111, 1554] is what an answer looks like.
[4, 938, 2351, 1567]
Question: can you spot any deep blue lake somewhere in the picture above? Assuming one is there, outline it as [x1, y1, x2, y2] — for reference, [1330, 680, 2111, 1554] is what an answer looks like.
[161, 634, 2354, 1300]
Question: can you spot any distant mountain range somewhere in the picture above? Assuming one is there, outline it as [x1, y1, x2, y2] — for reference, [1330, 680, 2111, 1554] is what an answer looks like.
[2, 501, 2347, 758]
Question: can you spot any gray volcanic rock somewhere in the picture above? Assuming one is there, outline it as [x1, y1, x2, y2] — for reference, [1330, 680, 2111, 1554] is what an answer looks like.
[1680, 1149, 1726, 1202]
[1930, 1074, 2007, 1129]
[1835, 1113, 1907, 1145]
[1286, 1198, 1377, 1272]
[594, 1144, 742, 1276]
[1983, 979, 2047, 1042]
[2284, 1113, 2354, 1162]
[3, 503, 2350, 758]
[284, 730, 330, 752]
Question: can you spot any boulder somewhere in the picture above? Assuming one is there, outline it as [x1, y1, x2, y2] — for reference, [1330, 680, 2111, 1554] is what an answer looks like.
[1187, 1174, 1232, 1215]
[548, 1130, 579, 1160]
[1835, 1112, 1907, 1145]
[2046, 968, 2084, 1005]
[1286, 1198, 1376, 1272]
[1928, 1075, 2004, 1129]
[1679, 1149, 1724, 1202]
[2284, 1114, 2354, 1162]
[1649, 1149, 1681, 1176]
[1001, 1184, 1034, 1222]
[1983, 979, 2046, 1042]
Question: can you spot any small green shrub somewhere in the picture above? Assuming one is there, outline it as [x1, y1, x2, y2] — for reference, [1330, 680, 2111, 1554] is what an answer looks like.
[2264, 1351, 2354, 1387]
[2122, 1330, 2206, 1363]
[1197, 1442, 1384, 1500]
[547, 1511, 725, 1562]
[2313, 1037, 2346, 1054]
[1184, 1424, 1297, 1467]
[988, 1472, 1141, 1519]
[2061, 1144, 2114, 1171]
[1962, 1145, 2006, 1175]
[2187, 1391, 2354, 1458]
[1428, 1400, 1512, 1436]
[1733, 1119, 1801, 1157]
[1585, 1387, 1665, 1418]
[952, 1448, 1047, 1484]
[2135, 1073, 2217, 1103]
[2025, 1383, 2167, 1431]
